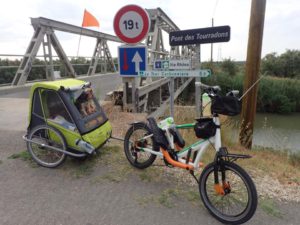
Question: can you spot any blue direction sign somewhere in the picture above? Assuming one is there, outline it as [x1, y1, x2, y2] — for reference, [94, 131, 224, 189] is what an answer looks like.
[118, 45, 147, 76]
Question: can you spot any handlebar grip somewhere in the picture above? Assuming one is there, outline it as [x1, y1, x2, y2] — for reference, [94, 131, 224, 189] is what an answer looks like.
[195, 82, 221, 92]
[226, 90, 240, 96]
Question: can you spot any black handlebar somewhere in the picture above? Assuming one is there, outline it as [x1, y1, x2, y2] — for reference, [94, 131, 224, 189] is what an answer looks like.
[197, 82, 221, 93]
[197, 82, 239, 98]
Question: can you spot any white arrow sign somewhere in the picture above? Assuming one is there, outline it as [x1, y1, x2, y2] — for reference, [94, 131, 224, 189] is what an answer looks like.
[132, 51, 143, 73]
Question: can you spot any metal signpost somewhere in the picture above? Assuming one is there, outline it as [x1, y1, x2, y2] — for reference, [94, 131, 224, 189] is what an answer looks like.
[169, 26, 231, 117]
[195, 44, 201, 117]
[114, 5, 231, 117]
[113, 5, 150, 112]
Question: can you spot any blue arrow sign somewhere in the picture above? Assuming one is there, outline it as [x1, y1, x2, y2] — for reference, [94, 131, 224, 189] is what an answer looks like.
[118, 45, 147, 76]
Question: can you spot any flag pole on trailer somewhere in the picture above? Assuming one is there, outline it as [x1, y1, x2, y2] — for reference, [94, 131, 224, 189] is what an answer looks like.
[77, 9, 100, 58]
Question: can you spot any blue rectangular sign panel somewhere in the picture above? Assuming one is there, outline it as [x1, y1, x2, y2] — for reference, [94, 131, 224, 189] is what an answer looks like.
[118, 45, 147, 76]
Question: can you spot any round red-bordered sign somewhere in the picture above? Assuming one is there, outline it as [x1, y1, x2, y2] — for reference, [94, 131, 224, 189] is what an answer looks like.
[113, 5, 150, 44]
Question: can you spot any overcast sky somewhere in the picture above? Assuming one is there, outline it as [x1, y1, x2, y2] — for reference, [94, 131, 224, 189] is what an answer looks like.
[0, 0, 299, 61]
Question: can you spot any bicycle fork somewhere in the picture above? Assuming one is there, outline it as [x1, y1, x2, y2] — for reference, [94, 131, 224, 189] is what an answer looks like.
[213, 148, 231, 196]
[214, 159, 231, 196]
[213, 147, 251, 196]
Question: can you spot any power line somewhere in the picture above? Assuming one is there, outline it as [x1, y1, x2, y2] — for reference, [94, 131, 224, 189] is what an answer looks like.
[212, 0, 219, 18]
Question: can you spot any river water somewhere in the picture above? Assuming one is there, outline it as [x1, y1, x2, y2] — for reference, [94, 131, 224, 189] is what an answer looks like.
[227, 113, 300, 152]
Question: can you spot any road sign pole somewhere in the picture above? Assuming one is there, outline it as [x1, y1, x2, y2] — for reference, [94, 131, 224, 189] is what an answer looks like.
[132, 78, 137, 113]
[195, 44, 202, 117]
[114, 5, 150, 112]
[170, 78, 174, 118]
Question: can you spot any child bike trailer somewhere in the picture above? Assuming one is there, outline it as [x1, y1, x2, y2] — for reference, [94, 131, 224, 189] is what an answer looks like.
[23, 79, 112, 168]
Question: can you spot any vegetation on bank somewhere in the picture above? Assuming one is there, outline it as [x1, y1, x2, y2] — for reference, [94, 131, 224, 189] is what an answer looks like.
[202, 73, 300, 114]
[198, 49, 300, 114]
[261, 49, 300, 79]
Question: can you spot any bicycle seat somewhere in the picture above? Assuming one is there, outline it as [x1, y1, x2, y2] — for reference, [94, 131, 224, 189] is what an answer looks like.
[147, 117, 169, 150]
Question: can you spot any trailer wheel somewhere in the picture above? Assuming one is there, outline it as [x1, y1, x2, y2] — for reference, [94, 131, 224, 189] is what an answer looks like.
[27, 125, 67, 168]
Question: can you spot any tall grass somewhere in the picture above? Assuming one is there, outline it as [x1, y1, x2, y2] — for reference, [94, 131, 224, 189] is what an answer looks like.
[202, 73, 300, 114]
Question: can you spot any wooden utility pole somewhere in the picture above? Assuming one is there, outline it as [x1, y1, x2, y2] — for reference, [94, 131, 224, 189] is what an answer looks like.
[239, 0, 266, 149]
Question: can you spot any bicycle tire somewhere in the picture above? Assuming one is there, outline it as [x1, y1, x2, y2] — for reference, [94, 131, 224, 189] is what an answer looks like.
[199, 161, 257, 224]
[27, 125, 67, 168]
[124, 122, 158, 169]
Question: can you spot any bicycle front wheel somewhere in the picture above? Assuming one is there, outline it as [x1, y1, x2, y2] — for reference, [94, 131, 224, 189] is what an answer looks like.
[199, 161, 257, 225]
[124, 122, 158, 169]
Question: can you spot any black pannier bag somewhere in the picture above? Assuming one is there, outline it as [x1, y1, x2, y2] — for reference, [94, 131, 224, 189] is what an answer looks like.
[194, 118, 216, 139]
[211, 95, 241, 116]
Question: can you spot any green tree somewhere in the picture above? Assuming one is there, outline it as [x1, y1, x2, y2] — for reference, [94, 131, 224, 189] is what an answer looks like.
[70, 57, 89, 75]
[261, 52, 282, 76]
[261, 49, 300, 78]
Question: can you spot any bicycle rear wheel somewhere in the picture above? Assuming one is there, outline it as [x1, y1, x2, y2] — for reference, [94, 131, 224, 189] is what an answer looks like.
[199, 161, 257, 225]
[124, 122, 158, 169]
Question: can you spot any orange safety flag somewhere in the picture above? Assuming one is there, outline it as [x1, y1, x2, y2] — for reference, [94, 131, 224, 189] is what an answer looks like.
[82, 9, 99, 27]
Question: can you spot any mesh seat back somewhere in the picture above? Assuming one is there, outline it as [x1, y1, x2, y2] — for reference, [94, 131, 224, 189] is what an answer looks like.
[147, 117, 169, 150]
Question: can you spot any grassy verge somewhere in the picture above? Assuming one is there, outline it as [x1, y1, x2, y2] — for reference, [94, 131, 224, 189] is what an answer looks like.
[89, 145, 134, 182]
[7, 150, 38, 167]
[8, 150, 32, 160]
[137, 187, 202, 209]
[64, 145, 133, 179]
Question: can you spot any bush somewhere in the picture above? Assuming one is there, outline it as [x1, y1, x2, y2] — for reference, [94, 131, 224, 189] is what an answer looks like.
[221, 58, 238, 76]
[261, 49, 300, 78]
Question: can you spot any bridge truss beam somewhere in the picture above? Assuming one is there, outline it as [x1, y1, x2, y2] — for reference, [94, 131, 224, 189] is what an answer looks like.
[12, 17, 120, 86]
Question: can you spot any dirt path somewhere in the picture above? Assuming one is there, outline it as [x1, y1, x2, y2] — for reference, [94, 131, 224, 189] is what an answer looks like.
[0, 98, 299, 225]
